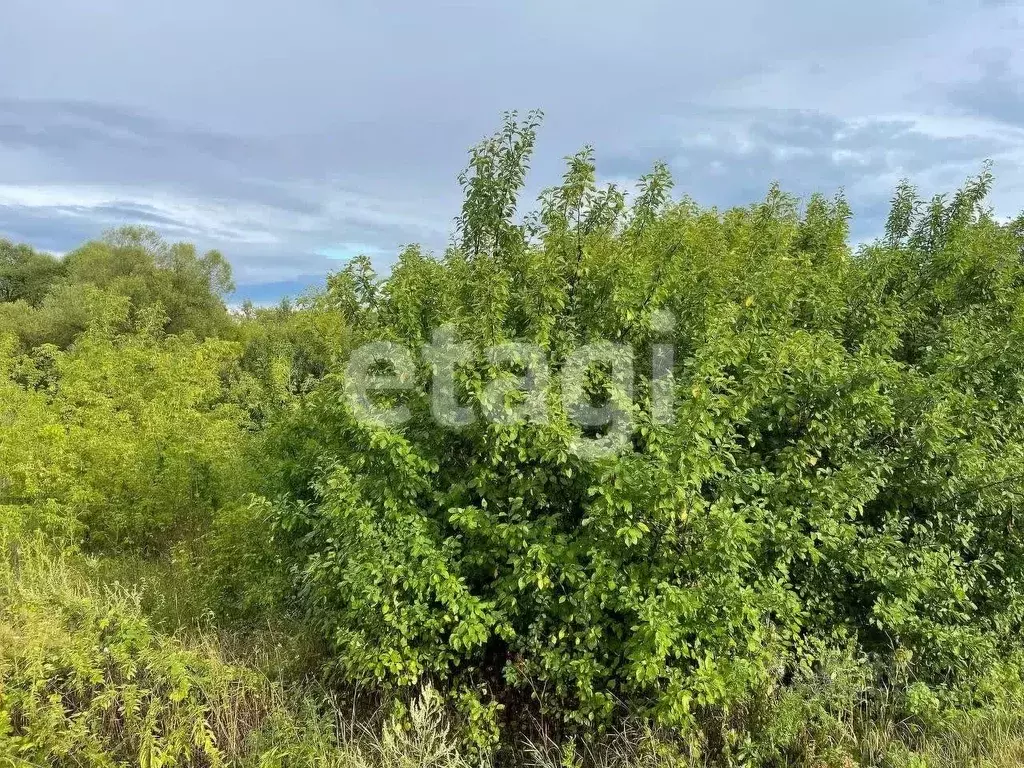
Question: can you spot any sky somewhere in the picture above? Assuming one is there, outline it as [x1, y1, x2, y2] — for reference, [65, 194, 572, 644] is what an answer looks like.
[1, 0, 1023, 303]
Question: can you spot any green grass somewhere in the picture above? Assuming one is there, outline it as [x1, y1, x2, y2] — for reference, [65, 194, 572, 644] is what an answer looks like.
[0, 535, 477, 767]
[6, 534, 1024, 767]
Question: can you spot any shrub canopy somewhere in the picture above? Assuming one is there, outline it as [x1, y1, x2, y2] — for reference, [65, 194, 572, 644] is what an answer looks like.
[227, 115, 1024, 728]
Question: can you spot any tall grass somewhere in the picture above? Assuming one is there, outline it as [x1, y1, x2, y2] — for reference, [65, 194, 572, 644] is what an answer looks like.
[0, 534, 479, 767]
[6, 533, 1024, 767]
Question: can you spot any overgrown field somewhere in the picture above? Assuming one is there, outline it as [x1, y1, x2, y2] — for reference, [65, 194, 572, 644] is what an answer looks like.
[5, 114, 1024, 766]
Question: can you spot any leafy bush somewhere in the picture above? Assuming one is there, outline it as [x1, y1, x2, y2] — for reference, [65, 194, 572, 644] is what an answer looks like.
[0, 535, 483, 768]
[0, 539, 265, 766]
[234, 287, 355, 410]
[194, 495, 294, 624]
[0, 292, 252, 551]
[268, 114, 1024, 738]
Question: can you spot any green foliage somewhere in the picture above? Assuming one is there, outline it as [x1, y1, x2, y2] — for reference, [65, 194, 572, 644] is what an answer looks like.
[267, 115, 1024, 741]
[6, 531, 1024, 768]
[234, 288, 354, 422]
[64, 226, 234, 337]
[0, 281, 130, 349]
[0, 294, 251, 551]
[0, 535, 485, 768]
[0, 239, 64, 304]
[0, 538, 262, 766]
[0, 227, 233, 348]
[8, 114, 1024, 766]
[195, 495, 294, 623]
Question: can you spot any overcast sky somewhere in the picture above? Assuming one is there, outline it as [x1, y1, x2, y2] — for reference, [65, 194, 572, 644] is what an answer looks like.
[2, 0, 1023, 302]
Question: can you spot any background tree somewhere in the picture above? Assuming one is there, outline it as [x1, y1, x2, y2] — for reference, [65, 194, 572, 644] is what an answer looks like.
[0, 240, 65, 304]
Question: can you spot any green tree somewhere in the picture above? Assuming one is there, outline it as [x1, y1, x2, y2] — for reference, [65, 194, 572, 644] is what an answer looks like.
[0, 227, 235, 350]
[267, 115, 1024, 740]
[0, 239, 65, 304]
[62, 226, 234, 338]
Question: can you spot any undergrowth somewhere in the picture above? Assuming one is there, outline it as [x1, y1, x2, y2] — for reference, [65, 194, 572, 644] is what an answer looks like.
[6, 534, 1024, 766]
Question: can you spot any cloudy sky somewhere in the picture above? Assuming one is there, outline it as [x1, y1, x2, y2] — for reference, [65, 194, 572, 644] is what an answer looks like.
[2, 0, 1023, 302]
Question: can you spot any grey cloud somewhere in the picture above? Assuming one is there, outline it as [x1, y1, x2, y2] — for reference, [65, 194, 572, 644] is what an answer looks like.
[0, 98, 464, 285]
[1, 0, 1022, 300]
[944, 49, 1024, 127]
[4, 98, 1023, 292]
[601, 108, 1020, 240]
[0, 207, 101, 254]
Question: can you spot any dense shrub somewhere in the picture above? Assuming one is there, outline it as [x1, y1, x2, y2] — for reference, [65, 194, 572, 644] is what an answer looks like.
[0, 535, 484, 768]
[0, 292, 252, 551]
[233, 287, 355, 422]
[268, 114, 1024, 737]
[0, 538, 266, 766]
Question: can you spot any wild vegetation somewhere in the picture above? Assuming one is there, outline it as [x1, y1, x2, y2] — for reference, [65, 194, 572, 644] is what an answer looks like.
[4, 114, 1024, 766]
